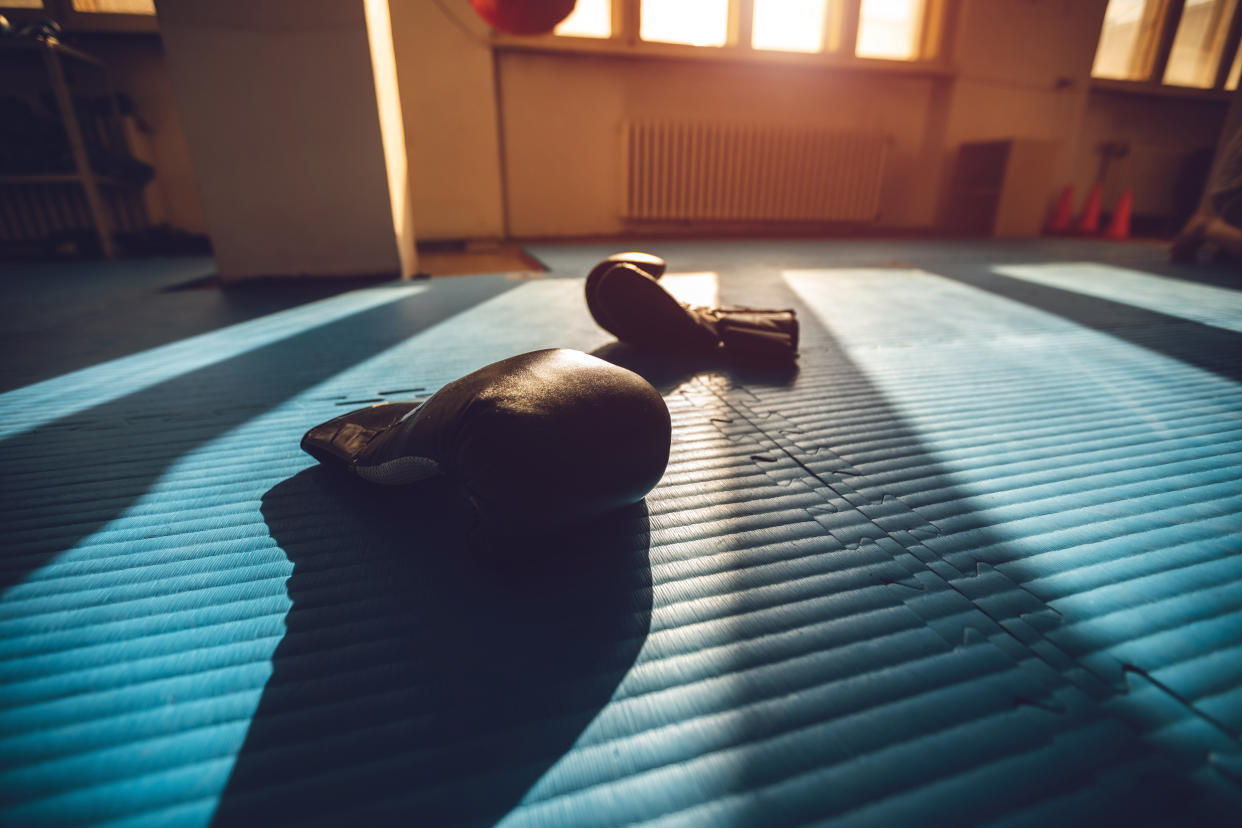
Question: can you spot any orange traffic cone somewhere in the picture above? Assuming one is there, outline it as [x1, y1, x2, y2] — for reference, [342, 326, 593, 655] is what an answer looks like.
[1104, 187, 1132, 240]
[1076, 182, 1102, 234]
[1045, 186, 1074, 234]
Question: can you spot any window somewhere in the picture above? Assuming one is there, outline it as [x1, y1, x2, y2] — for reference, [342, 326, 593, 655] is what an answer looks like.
[551, 0, 937, 66]
[856, 0, 924, 60]
[640, 0, 729, 47]
[0, 0, 156, 13]
[1091, 0, 1242, 91]
[554, 0, 612, 39]
[1164, 0, 1239, 87]
[71, 0, 154, 11]
[0, 0, 156, 32]
[752, 0, 830, 54]
[1092, 0, 1164, 80]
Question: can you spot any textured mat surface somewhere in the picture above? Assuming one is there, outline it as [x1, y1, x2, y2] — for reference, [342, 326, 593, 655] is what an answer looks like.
[1, 240, 1240, 826]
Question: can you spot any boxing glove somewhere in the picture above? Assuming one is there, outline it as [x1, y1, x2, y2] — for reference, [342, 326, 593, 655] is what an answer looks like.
[301, 349, 670, 535]
[585, 252, 799, 360]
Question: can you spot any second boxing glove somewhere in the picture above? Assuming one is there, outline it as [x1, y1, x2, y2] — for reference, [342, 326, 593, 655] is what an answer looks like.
[301, 349, 671, 535]
[585, 252, 799, 359]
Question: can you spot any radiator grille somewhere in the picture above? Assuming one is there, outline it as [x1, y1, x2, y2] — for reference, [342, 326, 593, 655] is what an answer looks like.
[623, 121, 888, 222]
[0, 181, 148, 245]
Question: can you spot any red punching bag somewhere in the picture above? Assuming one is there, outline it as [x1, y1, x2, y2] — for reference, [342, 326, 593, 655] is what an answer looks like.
[470, 0, 577, 35]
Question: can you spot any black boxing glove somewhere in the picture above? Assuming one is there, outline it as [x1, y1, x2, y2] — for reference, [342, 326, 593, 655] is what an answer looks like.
[300, 349, 671, 534]
[585, 252, 799, 360]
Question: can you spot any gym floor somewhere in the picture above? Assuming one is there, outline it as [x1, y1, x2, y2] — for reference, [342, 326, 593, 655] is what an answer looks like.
[1, 238, 1240, 826]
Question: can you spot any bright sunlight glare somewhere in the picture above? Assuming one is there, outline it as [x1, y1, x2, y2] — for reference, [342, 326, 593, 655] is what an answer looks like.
[661, 272, 720, 307]
[641, 0, 729, 47]
[856, 0, 921, 59]
[554, 0, 612, 38]
[752, 0, 827, 53]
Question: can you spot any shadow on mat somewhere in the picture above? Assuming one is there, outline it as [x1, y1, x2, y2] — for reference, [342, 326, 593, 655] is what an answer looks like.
[213, 468, 652, 826]
[0, 277, 517, 597]
[590, 340, 800, 396]
[0, 267, 386, 395]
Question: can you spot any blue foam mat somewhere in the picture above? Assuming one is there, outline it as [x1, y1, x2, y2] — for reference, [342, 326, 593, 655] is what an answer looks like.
[1, 240, 1240, 826]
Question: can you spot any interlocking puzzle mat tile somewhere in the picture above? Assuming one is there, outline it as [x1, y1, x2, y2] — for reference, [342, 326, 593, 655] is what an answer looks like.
[774, 266, 1242, 717]
[3, 241, 1241, 826]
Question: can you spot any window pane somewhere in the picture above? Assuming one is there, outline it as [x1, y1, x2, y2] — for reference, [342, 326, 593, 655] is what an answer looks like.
[71, 0, 156, 12]
[753, 0, 828, 53]
[555, 0, 611, 38]
[1164, 0, 1239, 87]
[1091, 0, 1162, 80]
[1227, 43, 1242, 88]
[856, 0, 923, 60]
[640, 0, 728, 47]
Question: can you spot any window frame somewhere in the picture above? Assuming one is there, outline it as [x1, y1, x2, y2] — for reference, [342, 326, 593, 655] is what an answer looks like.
[1090, 0, 1242, 98]
[0, 0, 158, 35]
[492, 0, 955, 77]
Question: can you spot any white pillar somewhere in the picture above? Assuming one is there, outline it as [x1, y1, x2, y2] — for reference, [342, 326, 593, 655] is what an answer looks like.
[154, 0, 416, 281]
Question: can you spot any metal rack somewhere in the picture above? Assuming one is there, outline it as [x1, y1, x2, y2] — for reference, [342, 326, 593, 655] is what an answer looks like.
[0, 37, 148, 258]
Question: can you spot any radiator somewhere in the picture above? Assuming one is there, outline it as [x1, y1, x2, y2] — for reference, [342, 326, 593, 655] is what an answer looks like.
[623, 121, 888, 222]
[0, 181, 148, 246]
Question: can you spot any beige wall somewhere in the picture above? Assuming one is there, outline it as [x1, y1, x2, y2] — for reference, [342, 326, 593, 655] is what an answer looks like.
[407, 0, 1122, 239]
[938, 0, 1108, 222]
[499, 52, 944, 235]
[1072, 92, 1227, 216]
[390, 1, 504, 240]
[93, 0, 1239, 243]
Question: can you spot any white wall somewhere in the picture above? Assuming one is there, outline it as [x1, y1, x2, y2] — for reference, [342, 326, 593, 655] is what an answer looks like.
[154, 0, 414, 280]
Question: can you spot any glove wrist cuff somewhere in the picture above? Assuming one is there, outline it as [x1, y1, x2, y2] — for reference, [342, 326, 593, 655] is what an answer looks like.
[708, 308, 799, 359]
